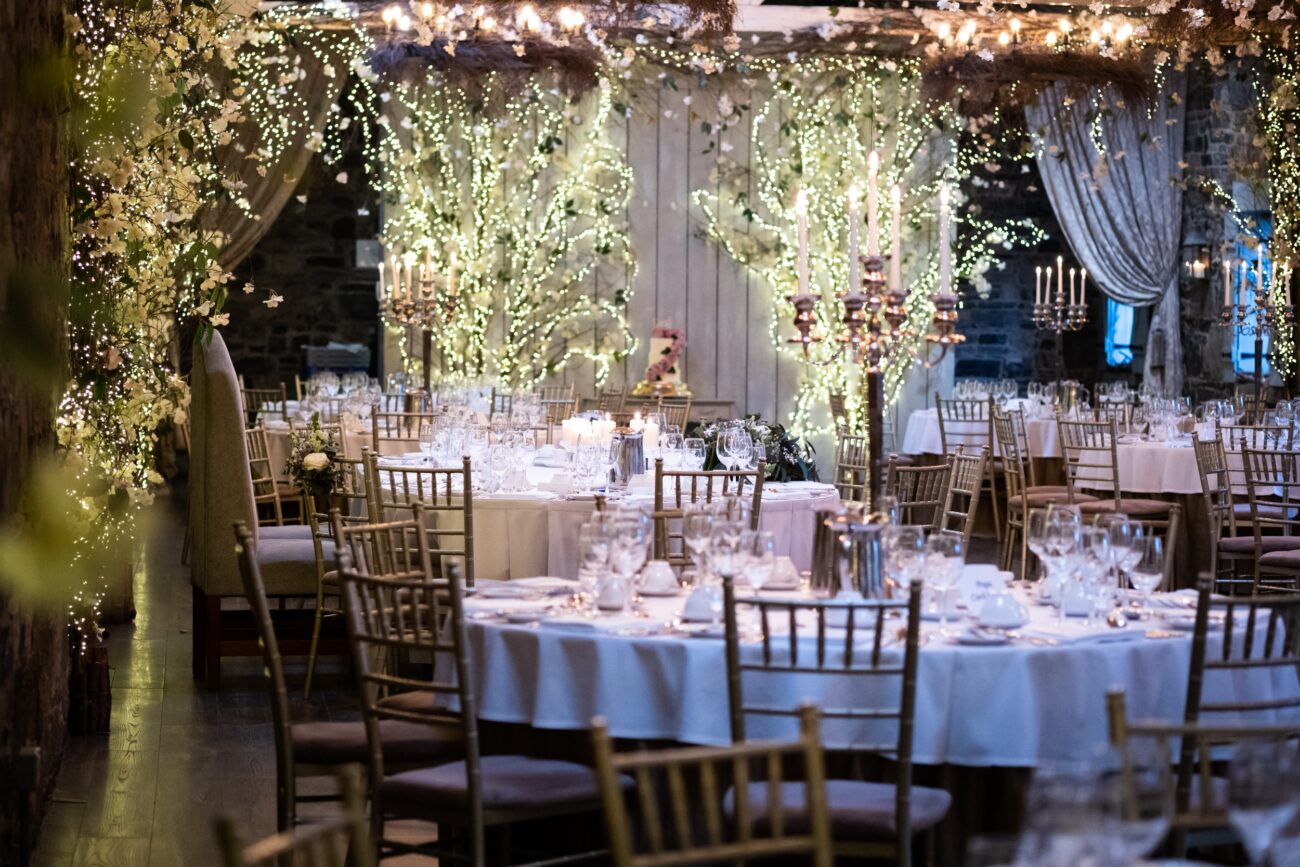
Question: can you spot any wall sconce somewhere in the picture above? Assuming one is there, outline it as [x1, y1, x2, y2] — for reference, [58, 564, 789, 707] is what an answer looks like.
[1182, 229, 1210, 280]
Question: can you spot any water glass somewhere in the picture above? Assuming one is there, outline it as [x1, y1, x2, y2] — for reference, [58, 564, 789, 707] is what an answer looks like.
[924, 534, 965, 635]
[1229, 738, 1300, 865]
[886, 526, 927, 589]
[747, 531, 778, 589]
[577, 522, 612, 608]
[683, 437, 706, 470]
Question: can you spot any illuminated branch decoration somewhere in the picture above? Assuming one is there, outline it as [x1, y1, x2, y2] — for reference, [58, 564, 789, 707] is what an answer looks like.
[688, 55, 1042, 436]
[369, 66, 636, 387]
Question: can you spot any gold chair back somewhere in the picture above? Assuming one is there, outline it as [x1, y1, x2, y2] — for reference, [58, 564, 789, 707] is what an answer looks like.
[832, 433, 869, 504]
[1057, 417, 1121, 504]
[535, 383, 576, 403]
[935, 394, 991, 456]
[884, 456, 950, 528]
[370, 410, 436, 453]
[937, 446, 988, 543]
[245, 424, 285, 527]
[652, 458, 765, 563]
[658, 397, 692, 432]
[591, 706, 833, 867]
[362, 452, 475, 587]
[240, 381, 288, 425]
[597, 386, 626, 414]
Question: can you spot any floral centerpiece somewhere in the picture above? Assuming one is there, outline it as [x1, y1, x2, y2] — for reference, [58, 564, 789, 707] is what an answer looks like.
[691, 416, 819, 483]
[285, 415, 345, 502]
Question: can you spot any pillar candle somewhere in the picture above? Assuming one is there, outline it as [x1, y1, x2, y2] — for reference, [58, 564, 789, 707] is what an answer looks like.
[866, 151, 880, 257]
[938, 185, 951, 295]
[796, 190, 810, 296]
[644, 419, 660, 452]
[629, 411, 644, 432]
[889, 185, 902, 292]
[848, 183, 861, 292]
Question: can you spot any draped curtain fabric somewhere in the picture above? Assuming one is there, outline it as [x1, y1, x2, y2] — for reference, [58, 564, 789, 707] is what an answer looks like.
[1025, 73, 1187, 395]
[202, 39, 351, 271]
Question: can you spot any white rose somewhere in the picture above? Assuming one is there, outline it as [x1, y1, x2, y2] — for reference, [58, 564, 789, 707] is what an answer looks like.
[302, 452, 331, 471]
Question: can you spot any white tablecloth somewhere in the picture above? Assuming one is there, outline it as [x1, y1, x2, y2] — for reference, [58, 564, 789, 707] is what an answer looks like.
[374, 467, 839, 581]
[901, 409, 1203, 495]
[461, 585, 1300, 767]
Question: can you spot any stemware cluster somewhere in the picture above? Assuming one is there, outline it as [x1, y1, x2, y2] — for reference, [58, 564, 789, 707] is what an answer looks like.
[1025, 505, 1164, 622]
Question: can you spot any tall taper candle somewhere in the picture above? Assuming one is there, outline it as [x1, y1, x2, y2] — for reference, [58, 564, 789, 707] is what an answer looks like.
[424, 244, 433, 275]
[1069, 267, 1077, 307]
[1223, 258, 1231, 307]
[1080, 268, 1087, 305]
[796, 190, 810, 296]
[938, 185, 951, 294]
[1035, 266, 1042, 306]
[390, 256, 401, 298]
[1056, 256, 1064, 302]
[449, 250, 458, 297]
[889, 184, 902, 291]
[1258, 245, 1266, 299]
[866, 151, 880, 257]
[404, 256, 414, 301]
[848, 183, 861, 292]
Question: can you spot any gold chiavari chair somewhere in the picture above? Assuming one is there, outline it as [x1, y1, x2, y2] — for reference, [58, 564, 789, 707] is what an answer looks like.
[1219, 422, 1295, 500]
[935, 393, 1001, 540]
[302, 454, 370, 699]
[293, 374, 307, 402]
[370, 410, 435, 454]
[489, 386, 512, 417]
[591, 705, 834, 867]
[658, 396, 693, 432]
[722, 578, 947, 865]
[246, 424, 286, 527]
[1106, 690, 1300, 851]
[232, 523, 459, 835]
[993, 409, 1092, 576]
[652, 457, 765, 564]
[535, 383, 576, 403]
[1241, 447, 1300, 591]
[1193, 434, 1257, 593]
[1145, 574, 1300, 853]
[597, 385, 626, 414]
[1092, 401, 1132, 429]
[287, 416, 349, 457]
[215, 765, 375, 867]
[935, 445, 989, 545]
[337, 554, 611, 865]
[363, 451, 476, 587]
[538, 398, 577, 444]
[240, 379, 288, 425]
[1057, 417, 1182, 578]
[884, 456, 950, 529]
[832, 432, 869, 505]
[830, 391, 849, 432]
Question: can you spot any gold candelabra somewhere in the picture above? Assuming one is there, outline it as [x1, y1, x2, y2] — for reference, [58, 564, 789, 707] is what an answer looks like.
[786, 253, 964, 507]
[1219, 249, 1293, 404]
[1032, 258, 1088, 333]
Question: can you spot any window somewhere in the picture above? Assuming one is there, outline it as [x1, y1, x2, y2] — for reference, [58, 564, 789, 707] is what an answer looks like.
[1105, 298, 1135, 367]
[1231, 229, 1272, 378]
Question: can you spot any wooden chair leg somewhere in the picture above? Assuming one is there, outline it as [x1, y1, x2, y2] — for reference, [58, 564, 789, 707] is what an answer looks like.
[303, 581, 328, 698]
[985, 472, 1003, 541]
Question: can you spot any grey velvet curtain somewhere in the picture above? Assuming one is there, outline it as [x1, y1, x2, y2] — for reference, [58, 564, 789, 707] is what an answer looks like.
[202, 40, 352, 271]
[1025, 73, 1187, 395]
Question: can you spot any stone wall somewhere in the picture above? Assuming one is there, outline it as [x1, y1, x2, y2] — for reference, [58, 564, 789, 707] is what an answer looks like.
[222, 128, 381, 388]
[0, 0, 71, 861]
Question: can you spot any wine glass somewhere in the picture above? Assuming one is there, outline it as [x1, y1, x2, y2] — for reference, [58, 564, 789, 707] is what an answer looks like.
[577, 521, 612, 611]
[419, 421, 436, 463]
[747, 530, 778, 590]
[886, 526, 927, 590]
[683, 437, 706, 470]
[610, 519, 649, 595]
[1229, 738, 1300, 865]
[1096, 739, 1174, 865]
[1128, 534, 1165, 613]
[925, 534, 965, 636]
[682, 506, 716, 585]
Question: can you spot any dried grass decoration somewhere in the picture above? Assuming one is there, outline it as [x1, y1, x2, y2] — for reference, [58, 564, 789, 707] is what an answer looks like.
[369, 37, 601, 95]
[922, 48, 1153, 117]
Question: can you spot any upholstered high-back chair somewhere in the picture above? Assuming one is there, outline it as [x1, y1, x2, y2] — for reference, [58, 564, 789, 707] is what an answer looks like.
[189, 331, 320, 686]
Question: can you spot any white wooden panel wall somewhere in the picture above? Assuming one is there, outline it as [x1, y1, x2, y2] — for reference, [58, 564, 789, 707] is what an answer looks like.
[559, 82, 803, 425]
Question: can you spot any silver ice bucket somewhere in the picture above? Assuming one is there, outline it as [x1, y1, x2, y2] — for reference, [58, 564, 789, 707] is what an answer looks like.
[610, 429, 644, 489]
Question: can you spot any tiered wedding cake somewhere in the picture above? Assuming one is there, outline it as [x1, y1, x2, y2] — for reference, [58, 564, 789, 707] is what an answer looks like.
[633, 325, 690, 397]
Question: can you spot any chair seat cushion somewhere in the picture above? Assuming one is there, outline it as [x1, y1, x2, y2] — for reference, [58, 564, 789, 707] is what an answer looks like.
[1257, 548, 1300, 570]
[256, 537, 325, 596]
[292, 719, 462, 765]
[1218, 536, 1300, 555]
[380, 755, 616, 811]
[1009, 490, 1099, 509]
[378, 691, 436, 714]
[261, 525, 314, 541]
[1077, 498, 1173, 517]
[723, 780, 951, 839]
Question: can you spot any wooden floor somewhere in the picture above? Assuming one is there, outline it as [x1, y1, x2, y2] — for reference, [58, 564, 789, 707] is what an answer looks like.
[31, 503, 368, 867]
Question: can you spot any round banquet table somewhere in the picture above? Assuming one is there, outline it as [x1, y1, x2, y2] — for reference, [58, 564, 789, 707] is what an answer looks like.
[370, 463, 840, 581]
[459, 582, 1300, 768]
